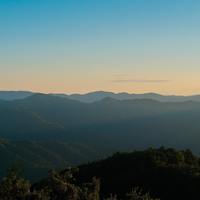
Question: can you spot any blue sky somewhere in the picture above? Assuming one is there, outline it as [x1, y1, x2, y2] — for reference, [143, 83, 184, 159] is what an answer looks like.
[1, 0, 200, 94]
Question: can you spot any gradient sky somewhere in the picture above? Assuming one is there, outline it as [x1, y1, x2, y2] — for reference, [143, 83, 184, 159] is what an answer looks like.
[1, 0, 200, 94]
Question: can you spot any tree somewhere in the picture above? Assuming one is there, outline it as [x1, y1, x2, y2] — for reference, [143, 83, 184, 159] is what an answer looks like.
[81, 177, 100, 200]
[0, 167, 30, 200]
[127, 188, 160, 200]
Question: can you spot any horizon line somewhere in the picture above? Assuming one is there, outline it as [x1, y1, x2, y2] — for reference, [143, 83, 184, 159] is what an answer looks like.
[1, 89, 200, 97]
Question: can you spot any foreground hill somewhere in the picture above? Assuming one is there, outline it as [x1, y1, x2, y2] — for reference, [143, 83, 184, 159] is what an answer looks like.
[1, 148, 200, 200]
[74, 147, 200, 200]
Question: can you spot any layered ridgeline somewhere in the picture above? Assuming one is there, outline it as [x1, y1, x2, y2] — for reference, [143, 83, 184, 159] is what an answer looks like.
[1, 148, 200, 200]
[2, 90, 200, 102]
[0, 91, 34, 101]
[56, 91, 200, 103]
[1, 93, 200, 180]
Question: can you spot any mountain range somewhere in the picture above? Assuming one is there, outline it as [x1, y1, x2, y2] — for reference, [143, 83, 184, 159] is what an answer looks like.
[1, 91, 200, 180]
[2, 90, 200, 102]
[0, 91, 34, 101]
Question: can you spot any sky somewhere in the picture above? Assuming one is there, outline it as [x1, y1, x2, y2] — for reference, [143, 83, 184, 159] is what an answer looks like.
[1, 0, 200, 95]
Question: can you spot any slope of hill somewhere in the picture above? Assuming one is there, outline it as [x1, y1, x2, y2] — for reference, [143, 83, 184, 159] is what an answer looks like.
[3, 147, 200, 200]
[74, 147, 200, 200]
[25, 148, 200, 200]
[0, 98, 63, 139]
[0, 91, 34, 101]
[0, 138, 107, 181]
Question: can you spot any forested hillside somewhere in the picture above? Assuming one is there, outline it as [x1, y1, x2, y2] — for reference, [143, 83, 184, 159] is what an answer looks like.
[1, 148, 200, 200]
[0, 139, 109, 181]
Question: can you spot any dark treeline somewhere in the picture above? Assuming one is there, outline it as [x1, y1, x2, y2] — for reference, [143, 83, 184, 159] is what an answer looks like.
[2, 147, 200, 200]
[0, 167, 157, 200]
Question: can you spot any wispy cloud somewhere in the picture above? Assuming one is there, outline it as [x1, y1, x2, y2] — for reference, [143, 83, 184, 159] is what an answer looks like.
[113, 74, 129, 77]
[112, 79, 171, 83]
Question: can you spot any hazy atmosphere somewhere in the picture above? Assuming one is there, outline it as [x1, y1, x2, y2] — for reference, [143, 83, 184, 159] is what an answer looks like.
[1, 0, 200, 94]
[2, 1, 200, 200]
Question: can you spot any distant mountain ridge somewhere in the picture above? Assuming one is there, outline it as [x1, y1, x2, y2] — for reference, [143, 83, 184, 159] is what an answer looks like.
[1, 94, 200, 144]
[64, 91, 200, 102]
[0, 91, 34, 101]
[2, 90, 200, 102]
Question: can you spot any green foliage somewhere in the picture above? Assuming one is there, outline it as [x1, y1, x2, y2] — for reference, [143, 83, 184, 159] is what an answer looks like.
[0, 167, 157, 200]
[0, 139, 103, 182]
[127, 188, 159, 200]
[104, 194, 117, 200]
[81, 177, 100, 200]
[4, 147, 200, 200]
[0, 167, 30, 200]
[75, 147, 200, 200]
[46, 169, 80, 200]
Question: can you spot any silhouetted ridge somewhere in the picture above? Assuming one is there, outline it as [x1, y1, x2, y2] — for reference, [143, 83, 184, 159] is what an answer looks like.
[3, 90, 200, 102]
[75, 147, 200, 200]
[27, 147, 200, 200]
